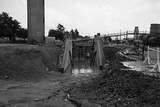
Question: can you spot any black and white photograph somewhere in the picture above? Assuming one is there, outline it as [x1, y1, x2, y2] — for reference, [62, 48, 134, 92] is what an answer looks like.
[0, 0, 160, 106]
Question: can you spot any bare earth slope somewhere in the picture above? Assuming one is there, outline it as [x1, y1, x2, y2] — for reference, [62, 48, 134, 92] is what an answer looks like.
[0, 44, 61, 81]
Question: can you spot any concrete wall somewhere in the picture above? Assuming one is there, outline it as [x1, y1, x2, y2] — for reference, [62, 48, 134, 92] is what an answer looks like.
[27, 0, 45, 43]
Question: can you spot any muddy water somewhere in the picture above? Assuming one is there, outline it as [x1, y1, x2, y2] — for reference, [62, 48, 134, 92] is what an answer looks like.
[72, 68, 93, 75]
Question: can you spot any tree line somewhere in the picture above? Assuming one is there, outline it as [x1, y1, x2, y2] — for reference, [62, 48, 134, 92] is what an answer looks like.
[48, 24, 83, 41]
[0, 11, 84, 43]
[0, 12, 27, 42]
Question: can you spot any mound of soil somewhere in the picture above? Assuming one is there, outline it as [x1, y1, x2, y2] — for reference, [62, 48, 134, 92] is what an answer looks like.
[0, 44, 61, 81]
[103, 46, 120, 60]
[68, 46, 160, 107]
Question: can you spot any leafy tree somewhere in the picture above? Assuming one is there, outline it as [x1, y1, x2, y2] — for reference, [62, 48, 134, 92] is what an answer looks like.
[17, 28, 28, 40]
[57, 24, 65, 33]
[70, 29, 79, 39]
[64, 31, 70, 38]
[48, 24, 81, 41]
[0, 12, 21, 41]
[48, 29, 64, 41]
[70, 29, 74, 39]
[75, 29, 79, 36]
[48, 24, 66, 41]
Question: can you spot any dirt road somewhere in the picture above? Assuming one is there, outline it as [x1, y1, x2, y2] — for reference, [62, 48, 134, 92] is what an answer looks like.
[0, 67, 103, 107]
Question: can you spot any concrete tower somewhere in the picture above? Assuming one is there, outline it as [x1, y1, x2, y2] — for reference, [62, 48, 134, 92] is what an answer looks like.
[27, 0, 45, 43]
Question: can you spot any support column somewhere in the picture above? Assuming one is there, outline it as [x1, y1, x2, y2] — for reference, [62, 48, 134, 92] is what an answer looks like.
[27, 0, 45, 43]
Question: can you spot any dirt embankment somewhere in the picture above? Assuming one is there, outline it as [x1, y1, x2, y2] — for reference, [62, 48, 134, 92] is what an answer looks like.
[67, 46, 160, 107]
[0, 44, 62, 81]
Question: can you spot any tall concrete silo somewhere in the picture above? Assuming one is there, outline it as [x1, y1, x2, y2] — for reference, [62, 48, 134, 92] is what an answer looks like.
[27, 0, 45, 43]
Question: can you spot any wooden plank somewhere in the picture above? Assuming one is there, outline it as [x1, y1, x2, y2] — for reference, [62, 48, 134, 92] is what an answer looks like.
[62, 39, 72, 72]
[94, 36, 105, 69]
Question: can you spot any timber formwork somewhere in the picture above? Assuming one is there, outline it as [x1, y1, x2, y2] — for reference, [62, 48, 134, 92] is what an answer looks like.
[60, 37, 105, 72]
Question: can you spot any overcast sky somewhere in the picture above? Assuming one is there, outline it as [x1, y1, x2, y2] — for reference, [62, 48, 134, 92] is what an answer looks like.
[0, 0, 160, 36]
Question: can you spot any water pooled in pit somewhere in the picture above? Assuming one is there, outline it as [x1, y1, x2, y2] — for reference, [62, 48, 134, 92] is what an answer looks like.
[72, 68, 93, 75]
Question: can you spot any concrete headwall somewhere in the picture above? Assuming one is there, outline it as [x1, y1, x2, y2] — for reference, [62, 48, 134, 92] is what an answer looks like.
[27, 0, 45, 43]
